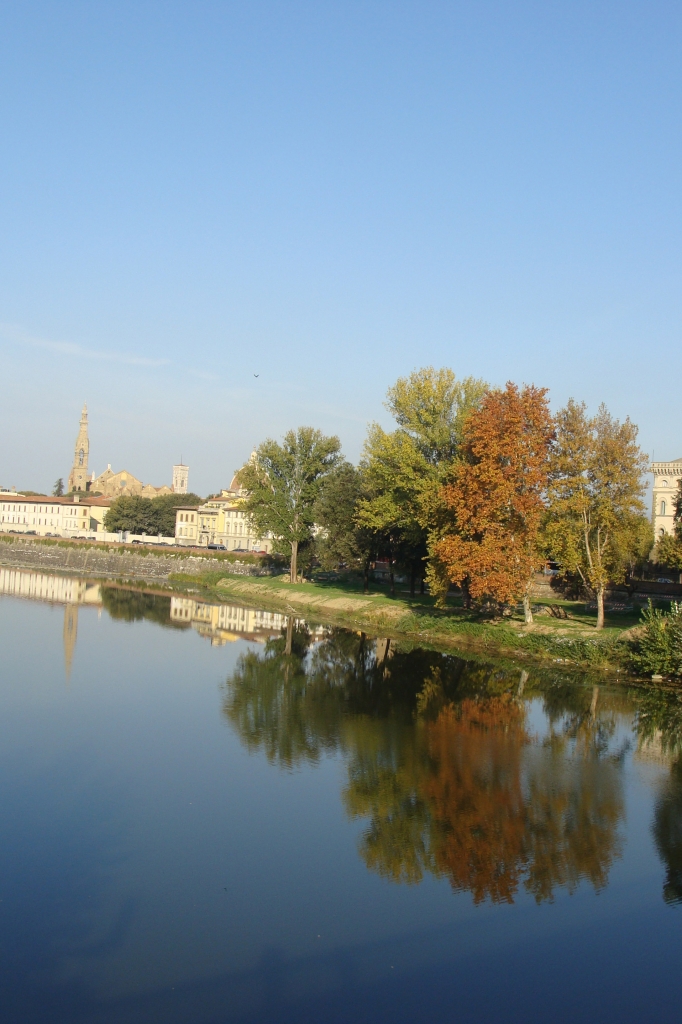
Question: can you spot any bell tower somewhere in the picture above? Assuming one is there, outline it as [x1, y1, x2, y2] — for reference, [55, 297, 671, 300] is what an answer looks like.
[67, 404, 90, 492]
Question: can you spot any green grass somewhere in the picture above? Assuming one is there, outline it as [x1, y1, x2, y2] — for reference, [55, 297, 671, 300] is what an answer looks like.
[167, 569, 640, 673]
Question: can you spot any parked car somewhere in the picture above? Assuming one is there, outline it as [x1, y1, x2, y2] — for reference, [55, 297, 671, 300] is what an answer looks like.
[207, 543, 227, 550]
[657, 577, 675, 584]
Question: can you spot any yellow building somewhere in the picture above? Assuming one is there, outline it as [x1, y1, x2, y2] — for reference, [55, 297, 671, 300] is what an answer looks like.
[175, 489, 273, 552]
[652, 459, 682, 540]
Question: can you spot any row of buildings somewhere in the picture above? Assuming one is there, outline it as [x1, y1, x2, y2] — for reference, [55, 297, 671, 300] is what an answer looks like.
[0, 485, 273, 552]
[0, 406, 272, 549]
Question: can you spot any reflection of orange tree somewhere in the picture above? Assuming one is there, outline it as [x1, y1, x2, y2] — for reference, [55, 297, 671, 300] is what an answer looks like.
[346, 694, 624, 904]
[222, 627, 625, 903]
[424, 697, 528, 903]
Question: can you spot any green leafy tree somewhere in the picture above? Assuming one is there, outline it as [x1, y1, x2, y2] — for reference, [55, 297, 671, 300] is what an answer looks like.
[654, 533, 682, 571]
[356, 368, 487, 595]
[103, 492, 203, 535]
[52, 478, 64, 497]
[630, 601, 682, 677]
[545, 400, 649, 628]
[237, 427, 341, 583]
[314, 462, 379, 590]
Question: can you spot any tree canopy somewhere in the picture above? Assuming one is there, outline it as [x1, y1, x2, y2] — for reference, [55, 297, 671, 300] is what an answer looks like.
[237, 427, 342, 583]
[544, 400, 649, 628]
[356, 367, 487, 593]
[103, 492, 203, 536]
[433, 383, 554, 619]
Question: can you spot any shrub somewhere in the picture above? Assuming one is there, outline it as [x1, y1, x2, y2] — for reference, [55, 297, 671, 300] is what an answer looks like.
[630, 601, 682, 677]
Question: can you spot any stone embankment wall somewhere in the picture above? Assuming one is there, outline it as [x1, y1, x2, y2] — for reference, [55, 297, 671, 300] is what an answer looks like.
[0, 539, 268, 582]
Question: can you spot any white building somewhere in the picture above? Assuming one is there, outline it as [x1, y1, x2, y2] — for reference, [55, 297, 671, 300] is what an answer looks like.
[0, 492, 112, 537]
[651, 459, 682, 539]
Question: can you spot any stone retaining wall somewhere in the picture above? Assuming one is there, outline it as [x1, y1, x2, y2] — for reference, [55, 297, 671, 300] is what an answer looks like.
[0, 539, 268, 581]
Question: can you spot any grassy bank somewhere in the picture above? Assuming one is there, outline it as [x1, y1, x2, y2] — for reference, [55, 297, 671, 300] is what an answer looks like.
[170, 569, 642, 671]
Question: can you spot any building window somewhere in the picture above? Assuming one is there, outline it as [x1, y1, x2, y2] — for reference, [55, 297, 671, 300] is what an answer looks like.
[661, 500, 666, 516]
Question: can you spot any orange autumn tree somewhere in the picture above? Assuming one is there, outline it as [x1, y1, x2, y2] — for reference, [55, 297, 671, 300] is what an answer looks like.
[434, 383, 554, 623]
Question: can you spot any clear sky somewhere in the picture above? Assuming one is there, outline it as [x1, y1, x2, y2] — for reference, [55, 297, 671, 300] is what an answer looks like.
[1, 1, 681, 496]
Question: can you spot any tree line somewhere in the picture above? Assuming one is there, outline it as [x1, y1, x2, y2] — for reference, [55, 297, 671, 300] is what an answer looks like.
[102, 493, 204, 536]
[237, 367, 657, 629]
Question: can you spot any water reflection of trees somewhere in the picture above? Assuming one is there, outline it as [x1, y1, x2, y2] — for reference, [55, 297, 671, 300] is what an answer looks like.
[223, 625, 627, 903]
[100, 587, 185, 629]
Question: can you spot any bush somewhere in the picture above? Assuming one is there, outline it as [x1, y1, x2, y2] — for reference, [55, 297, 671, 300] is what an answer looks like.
[630, 601, 682, 677]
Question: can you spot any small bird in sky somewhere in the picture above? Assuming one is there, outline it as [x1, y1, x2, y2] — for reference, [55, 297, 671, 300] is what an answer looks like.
[254, 373, 259, 378]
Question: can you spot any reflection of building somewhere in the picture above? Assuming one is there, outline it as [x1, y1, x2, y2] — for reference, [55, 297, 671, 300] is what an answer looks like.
[652, 459, 682, 539]
[175, 478, 273, 552]
[0, 569, 103, 678]
[170, 596, 286, 645]
[634, 730, 676, 768]
[0, 568, 102, 605]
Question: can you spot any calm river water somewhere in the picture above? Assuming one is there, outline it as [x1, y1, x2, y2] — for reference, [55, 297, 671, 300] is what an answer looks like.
[1, 569, 682, 1023]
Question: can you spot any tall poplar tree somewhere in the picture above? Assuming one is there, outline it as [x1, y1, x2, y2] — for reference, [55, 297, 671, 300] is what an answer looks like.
[237, 428, 341, 583]
[356, 367, 487, 594]
[544, 400, 649, 628]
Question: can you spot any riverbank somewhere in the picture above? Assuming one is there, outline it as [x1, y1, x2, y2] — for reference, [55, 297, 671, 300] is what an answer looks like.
[0, 535, 652, 672]
[0, 534, 272, 581]
[171, 569, 642, 671]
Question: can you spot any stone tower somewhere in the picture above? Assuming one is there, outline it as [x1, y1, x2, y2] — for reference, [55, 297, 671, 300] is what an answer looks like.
[67, 404, 90, 492]
[172, 462, 189, 494]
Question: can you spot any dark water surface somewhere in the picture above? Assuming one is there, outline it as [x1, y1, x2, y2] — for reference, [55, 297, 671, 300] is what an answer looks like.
[1, 571, 682, 1023]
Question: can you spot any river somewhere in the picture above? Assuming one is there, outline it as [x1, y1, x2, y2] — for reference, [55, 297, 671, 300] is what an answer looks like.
[1, 569, 681, 1023]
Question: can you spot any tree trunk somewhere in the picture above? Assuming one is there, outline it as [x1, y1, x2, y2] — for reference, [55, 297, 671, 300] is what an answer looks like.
[420, 576, 425, 595]
[285, 616, 294, 656]
[462, 577, 472, 609]
[389, 565, 395, 596]
[290, 540, 298, 584]
[596, 587, 605, 629]
[363, 554, 371, 594]
[523, 594, 533, 625]
[517, 670, 528, 698]
[410, 564, 416, 597]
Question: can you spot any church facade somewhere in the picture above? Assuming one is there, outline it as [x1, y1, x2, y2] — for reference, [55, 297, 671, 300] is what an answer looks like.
[66, 405, 188, 498]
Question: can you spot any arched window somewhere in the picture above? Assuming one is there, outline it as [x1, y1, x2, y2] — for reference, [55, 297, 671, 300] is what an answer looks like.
[78, 448, 84, 466]
[661, 500, 666, 516]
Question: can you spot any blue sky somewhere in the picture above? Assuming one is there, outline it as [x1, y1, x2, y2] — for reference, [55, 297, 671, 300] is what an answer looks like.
[1, 1, 681, 495]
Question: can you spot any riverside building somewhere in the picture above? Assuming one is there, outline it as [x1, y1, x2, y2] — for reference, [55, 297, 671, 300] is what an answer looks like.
[652, 458, 682, 539]
[175, 476, 273, 552]
[0, 493, 112, 537]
